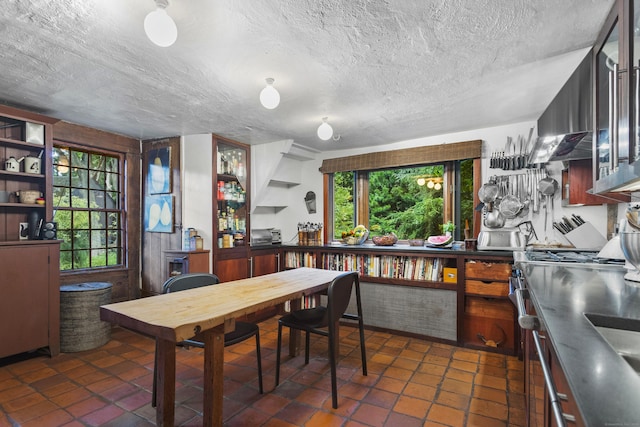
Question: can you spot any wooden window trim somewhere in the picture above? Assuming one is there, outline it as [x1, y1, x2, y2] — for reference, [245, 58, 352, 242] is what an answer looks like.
[319, 140, 482, 173]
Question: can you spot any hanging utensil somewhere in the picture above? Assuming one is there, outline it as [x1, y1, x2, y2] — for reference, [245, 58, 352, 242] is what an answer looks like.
[503, 137, 512, 170]
[537, 172, 559, 235]
[523, 127, 534, 168]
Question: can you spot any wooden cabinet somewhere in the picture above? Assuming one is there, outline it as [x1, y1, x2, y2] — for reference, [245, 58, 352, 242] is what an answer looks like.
[212, 135, 250, 282]
[561, 159, 629, 206]
[462, 258, 517, 355]
[0, 105, 57, 242]
[0, 241, 60, 358]
[250, 248, 281, 277]
[548, 344, 585, 427]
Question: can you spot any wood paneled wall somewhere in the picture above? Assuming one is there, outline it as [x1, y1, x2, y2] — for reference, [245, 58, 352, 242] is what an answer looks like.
[141, 137, 182, 296]
[53, 121, 141, 302]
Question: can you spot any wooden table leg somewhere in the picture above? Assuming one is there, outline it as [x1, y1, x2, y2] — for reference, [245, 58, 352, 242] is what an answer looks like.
[288, 298, 302, 356]
[156, 338, 176, 427]
[203, 325, 225, 427]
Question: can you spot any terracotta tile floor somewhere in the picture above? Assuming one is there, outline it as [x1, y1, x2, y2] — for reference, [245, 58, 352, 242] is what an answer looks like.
[0, 317, 525, 426]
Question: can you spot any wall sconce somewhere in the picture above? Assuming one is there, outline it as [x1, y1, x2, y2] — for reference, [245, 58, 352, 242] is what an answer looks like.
[259, 78, 280, 109]
[144, 0, 178, 47]
[317, 117, 334, 141]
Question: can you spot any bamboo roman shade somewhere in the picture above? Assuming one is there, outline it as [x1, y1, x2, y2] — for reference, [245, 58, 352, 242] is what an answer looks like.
[319, 139, 482, 173]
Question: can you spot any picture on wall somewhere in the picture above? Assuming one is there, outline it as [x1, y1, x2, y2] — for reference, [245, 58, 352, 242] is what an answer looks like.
[145, 194, 174, 233]
[147, 147, 171, 194]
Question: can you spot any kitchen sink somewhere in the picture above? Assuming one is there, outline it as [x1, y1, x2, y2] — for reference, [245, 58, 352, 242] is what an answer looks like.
[585, 313, 640, 374]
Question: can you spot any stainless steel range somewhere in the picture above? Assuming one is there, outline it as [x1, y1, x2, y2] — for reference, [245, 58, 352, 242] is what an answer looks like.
[510, 249, 625, 427]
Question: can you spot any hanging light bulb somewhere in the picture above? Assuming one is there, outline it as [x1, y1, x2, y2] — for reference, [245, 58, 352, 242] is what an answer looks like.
[259, 78, 280, 109]
[434, 182, 442, 190]
[317, 117, 333, 141]
[417, 178, 425, 186]
[144, 0, 178, 47]
[427, 180, 435, 189]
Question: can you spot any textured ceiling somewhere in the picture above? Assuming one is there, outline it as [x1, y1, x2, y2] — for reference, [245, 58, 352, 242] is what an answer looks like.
[0, 0, 614, 151]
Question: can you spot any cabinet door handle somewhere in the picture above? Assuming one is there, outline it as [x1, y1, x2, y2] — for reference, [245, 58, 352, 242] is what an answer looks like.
[610, 64, 619, 171]
[249, 257, 254, 278]
[635, 61, 640, 161]
[276, 253, 281, 272]
[533, 330, 567, 427]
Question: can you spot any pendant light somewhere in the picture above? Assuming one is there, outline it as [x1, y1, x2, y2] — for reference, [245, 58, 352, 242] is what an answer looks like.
[144, 0, 178, 47]
[317, 117, 333, 141]
[259, 78, 280, 109]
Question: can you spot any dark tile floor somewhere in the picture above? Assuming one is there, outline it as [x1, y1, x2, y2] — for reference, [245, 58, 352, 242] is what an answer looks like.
[0, 317, 525, 426]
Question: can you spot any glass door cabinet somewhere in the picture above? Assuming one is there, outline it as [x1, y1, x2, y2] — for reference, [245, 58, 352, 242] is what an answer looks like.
[212, 135, 250, 281]
[594, 0, 640, 192]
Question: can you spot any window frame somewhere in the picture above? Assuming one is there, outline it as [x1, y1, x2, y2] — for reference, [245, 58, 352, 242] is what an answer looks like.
[52, 142, 126, 272]
[322, 141, 482, 242]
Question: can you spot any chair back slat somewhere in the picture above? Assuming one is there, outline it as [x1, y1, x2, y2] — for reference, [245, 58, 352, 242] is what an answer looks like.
[327, 272, 358, 323]
[162, 273, 220, 294]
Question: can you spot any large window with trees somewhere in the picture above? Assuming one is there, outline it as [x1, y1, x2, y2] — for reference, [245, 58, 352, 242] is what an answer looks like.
[52, 145, 124, 270]
[332, 160, 474, 240]
[324, 140, 481, 242]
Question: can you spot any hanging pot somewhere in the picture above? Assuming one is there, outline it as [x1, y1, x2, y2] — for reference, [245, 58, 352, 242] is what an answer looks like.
[478, 181, 499, 203]
[499, 195, 523, 219]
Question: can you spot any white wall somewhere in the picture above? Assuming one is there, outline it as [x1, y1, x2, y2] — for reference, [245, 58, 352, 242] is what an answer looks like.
[181, 134, 213, 270]
[264, 120, 627, 245]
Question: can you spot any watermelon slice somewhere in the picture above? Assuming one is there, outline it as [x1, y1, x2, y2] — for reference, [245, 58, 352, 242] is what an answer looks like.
[427, 235, 454, 246]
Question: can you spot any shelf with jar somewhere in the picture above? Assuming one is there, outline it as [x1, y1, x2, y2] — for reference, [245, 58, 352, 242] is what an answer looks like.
[0, 105, 57, 242]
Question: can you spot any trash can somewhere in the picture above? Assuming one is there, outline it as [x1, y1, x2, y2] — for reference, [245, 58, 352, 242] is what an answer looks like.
[60, 282, 112, 352]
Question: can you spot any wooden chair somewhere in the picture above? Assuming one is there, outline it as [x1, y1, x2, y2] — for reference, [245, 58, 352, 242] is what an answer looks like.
[151, 273, 263, 407]
[275, 271, 367, 408]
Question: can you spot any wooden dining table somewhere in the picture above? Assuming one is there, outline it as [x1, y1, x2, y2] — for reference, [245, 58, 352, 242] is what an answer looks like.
[100, 267, 346, 427]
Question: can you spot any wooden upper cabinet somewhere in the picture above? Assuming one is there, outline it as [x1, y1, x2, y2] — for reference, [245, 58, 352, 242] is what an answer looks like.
[562, 159, 630, 206]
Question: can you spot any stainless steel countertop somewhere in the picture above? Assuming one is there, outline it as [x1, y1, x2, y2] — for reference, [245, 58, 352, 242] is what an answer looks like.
[519, 261, 640, 426]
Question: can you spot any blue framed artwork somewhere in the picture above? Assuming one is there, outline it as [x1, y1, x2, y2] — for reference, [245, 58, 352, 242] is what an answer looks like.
[145, 194, 174, 233]
[147, 147, 171, 194]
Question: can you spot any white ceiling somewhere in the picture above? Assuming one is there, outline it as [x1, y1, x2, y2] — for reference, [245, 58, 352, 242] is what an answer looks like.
[0, 0, 614, 152]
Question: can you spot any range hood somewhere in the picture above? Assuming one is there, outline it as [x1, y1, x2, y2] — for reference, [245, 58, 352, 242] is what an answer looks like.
[528, 51, 593, 164]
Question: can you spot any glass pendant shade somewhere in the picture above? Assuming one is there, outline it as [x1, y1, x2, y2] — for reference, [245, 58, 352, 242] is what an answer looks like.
[317, 117, 333, 140]
[260, 78, 280, 109]
[144, 6, 177, 47]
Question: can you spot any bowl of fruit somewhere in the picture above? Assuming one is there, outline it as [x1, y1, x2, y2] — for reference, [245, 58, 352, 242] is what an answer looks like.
[341, 225, 369, 245]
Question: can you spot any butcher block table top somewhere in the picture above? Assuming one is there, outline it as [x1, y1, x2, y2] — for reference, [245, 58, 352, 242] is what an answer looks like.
[100, 267, 346, 427]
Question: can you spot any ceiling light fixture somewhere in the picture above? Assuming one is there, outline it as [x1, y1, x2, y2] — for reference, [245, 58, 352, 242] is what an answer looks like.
[259, 78, 280, 109]
[144, 0, 178, 47]
[317, 117, 334, 141]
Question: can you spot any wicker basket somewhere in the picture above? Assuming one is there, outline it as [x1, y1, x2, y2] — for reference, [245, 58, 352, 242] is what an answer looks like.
[60, 282, 112, 352]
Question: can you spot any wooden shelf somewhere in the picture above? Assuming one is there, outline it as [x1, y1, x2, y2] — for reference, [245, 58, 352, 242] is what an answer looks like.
[0, 136, 45, 150]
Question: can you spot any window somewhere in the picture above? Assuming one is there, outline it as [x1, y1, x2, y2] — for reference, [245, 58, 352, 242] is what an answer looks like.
[52, 146, 124, 270]
[330, 159, 476, 240]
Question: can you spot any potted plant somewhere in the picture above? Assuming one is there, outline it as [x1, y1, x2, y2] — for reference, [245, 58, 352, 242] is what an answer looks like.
[442, 221, 455, 236]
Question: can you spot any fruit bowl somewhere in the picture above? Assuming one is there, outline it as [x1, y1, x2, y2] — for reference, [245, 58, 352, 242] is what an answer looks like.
[342, 230, 369, 245]
[372, 233, 398, 246]
[408, 238, 425, 246]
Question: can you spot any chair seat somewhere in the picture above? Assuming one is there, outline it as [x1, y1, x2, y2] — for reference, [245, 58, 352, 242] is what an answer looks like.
[225, 321, 259, 346]
[288, 306, 327, 327]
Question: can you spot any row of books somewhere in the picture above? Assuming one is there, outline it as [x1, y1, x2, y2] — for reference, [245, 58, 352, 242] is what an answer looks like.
[283, 294, 319, 312]
[282, 251, 448, 282]
[284, 251, 318, 268]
